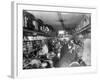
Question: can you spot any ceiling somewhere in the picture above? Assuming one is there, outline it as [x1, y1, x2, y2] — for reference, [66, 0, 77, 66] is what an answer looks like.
[27, 10, 89, 31]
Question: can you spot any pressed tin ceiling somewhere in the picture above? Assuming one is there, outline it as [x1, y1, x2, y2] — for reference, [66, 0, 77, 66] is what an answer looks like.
[27, 11, 89, 31]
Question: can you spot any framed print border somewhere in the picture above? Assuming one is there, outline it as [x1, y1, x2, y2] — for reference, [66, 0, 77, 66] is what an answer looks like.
[11, 1, 97, 78]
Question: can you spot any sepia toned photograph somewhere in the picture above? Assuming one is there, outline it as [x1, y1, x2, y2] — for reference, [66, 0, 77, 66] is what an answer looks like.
[23, 10, 91, 69]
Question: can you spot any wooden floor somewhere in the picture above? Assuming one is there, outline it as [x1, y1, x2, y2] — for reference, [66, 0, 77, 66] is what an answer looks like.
[56, 44, 77, 67]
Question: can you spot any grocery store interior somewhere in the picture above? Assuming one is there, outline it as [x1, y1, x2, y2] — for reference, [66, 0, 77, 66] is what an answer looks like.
[23, 10, 91, 69]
